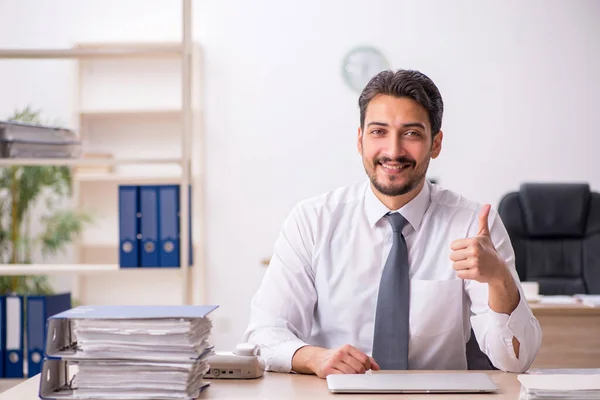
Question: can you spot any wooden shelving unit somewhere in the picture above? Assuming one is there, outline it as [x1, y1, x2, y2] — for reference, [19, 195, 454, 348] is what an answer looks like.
[0, 0, 204, 306]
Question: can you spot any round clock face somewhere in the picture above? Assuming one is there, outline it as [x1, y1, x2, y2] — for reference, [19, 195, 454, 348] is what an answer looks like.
[342, 46, 390, 92]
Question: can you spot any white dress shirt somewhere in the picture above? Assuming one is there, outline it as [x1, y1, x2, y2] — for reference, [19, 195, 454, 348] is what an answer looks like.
[244, 180, 542, 373]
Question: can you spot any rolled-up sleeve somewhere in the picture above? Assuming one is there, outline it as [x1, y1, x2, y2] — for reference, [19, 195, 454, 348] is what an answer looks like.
[466, 208, 542, 372]
[242, 204, 317, 372]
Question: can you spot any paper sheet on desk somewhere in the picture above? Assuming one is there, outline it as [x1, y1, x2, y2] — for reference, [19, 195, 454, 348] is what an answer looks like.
[538, 295, 579, 305]
[574, 295, 600, 307]
[529, 368, 600, 375]
[518, 374, 600, 391]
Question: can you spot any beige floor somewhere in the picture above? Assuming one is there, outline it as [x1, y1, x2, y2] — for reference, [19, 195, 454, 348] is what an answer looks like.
[0, 379, 25, 393]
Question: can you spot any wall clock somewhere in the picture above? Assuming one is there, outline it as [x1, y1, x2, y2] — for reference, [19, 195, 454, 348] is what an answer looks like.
[342, 46, 390, 92]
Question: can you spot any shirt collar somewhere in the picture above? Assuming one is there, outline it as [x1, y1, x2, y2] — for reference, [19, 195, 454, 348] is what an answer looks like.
[364, 180, 431, 231]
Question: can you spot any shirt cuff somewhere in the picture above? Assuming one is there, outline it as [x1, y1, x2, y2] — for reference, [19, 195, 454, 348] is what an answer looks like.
[261, 339, 308, 373]
[487, 293, 532, 340]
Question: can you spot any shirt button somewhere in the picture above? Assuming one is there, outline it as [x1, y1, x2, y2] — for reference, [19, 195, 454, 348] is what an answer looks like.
[510, 323, 516, 328]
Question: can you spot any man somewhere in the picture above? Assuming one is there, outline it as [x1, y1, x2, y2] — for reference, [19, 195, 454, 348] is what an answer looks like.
[243, 69, 542, 378]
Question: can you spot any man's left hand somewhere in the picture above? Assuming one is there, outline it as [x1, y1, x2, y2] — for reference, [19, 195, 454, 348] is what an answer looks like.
[449, 204, 508, 284]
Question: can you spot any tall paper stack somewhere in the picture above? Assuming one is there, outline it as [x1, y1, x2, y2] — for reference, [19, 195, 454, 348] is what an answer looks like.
[38, 305, 218, 400]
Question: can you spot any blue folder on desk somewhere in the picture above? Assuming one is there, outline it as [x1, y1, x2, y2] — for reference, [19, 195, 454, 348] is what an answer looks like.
[4, 294, 24, 378]
[118, 185, 140, 268]
[26, 293, 71, 377]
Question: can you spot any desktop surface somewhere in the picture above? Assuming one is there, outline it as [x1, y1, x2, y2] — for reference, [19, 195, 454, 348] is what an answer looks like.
[0, 370, 521, 400]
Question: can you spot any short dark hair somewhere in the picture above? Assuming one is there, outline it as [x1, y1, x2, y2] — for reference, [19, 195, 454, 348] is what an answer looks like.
[358, 69, 444, 137]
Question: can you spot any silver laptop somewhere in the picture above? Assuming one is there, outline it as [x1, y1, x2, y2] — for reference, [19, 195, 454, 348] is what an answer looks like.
[327, 372, 499, 394]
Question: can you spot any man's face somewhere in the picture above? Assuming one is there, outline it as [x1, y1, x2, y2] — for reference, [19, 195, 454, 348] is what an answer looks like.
[357, 95, 442, 197]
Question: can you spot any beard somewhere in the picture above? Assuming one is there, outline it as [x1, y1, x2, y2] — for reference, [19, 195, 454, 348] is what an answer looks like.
[365, 154, 430, 197]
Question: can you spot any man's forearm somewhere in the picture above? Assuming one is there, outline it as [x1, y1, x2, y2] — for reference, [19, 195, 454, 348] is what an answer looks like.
[291, 345, 323, 374]
[292, 344, 380, 378]
[488, 269, 520, 314]
[488, 268, 521, 357]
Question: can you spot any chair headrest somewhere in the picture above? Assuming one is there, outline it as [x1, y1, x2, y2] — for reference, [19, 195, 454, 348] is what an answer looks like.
[519, 183, 590, 237]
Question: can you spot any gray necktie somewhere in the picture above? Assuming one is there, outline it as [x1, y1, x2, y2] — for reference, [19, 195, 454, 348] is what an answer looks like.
[372, 212, 410, 370]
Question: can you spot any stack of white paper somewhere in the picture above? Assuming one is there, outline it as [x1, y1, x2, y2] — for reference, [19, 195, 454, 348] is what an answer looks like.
[39, 305, 218, 400]
[72, 360, 209, 399]
[518, 374, 600, 399]
[73, 318, 213, 361]
[574, 294, 600, 307]
[70, 317, 213, 399]
[538, 295, 579, 305]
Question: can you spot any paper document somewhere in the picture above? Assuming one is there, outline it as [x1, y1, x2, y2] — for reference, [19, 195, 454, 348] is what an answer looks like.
[529, 368, 600, 375]
[574, 295, 600, 307]
[39, 305, 218, 400]
[519, 374, 600, 391]
[518, 374, 600, 400]
[72, 359, 210, 398]
[538, 295, 579, 305]
[72, 318, 213, 361]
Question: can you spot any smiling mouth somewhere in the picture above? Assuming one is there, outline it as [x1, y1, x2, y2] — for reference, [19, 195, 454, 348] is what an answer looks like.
[379, 162, 412, 173]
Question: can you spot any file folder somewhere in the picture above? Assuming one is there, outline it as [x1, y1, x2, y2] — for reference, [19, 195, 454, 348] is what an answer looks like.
[0, 296, 5, 377]
[40, 305, 217, 399]
[26, 293, 71, 377]
[140, 185, 159, 267]
[118, 185, 140, 268]
[158, 185, 193, 268]
[4, 294, 24, 378]
[39, 358, 212, 400]
[45, 305, 218, 359]
[159, 185, 180, 267]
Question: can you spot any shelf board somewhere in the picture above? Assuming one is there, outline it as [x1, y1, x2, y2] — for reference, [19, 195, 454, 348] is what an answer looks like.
[0, 44, 182, 59]
[0, 264, 119, 275]
[0, 158, 182, 167]
[81, 242, 197, 248]
[75, 172, 183, 184]
[79, 109, 182, 118]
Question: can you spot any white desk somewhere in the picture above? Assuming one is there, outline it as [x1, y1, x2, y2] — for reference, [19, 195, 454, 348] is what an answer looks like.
[4, 304, 598, 398]
[0, 370, 521, 400]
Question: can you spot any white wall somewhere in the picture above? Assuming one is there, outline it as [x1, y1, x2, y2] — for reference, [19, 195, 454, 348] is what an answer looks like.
[0, 0, 599, 350]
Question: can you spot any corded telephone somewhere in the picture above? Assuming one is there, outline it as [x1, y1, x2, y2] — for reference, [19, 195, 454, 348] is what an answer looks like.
[204, 343, 265, 379]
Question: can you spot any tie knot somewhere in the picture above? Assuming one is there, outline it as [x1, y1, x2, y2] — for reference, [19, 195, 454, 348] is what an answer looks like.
[386, 212, 408, 233]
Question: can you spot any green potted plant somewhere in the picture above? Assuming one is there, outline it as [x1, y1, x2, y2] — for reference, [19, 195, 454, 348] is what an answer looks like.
[0, 106, 91, 295]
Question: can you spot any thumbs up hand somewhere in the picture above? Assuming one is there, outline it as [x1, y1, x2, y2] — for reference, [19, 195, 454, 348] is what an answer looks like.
[449, 204, 507, 284]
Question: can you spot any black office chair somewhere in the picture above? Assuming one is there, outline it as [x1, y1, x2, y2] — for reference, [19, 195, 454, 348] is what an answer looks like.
[498, 183, 600, 295]
[466, 182, 600, 370]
